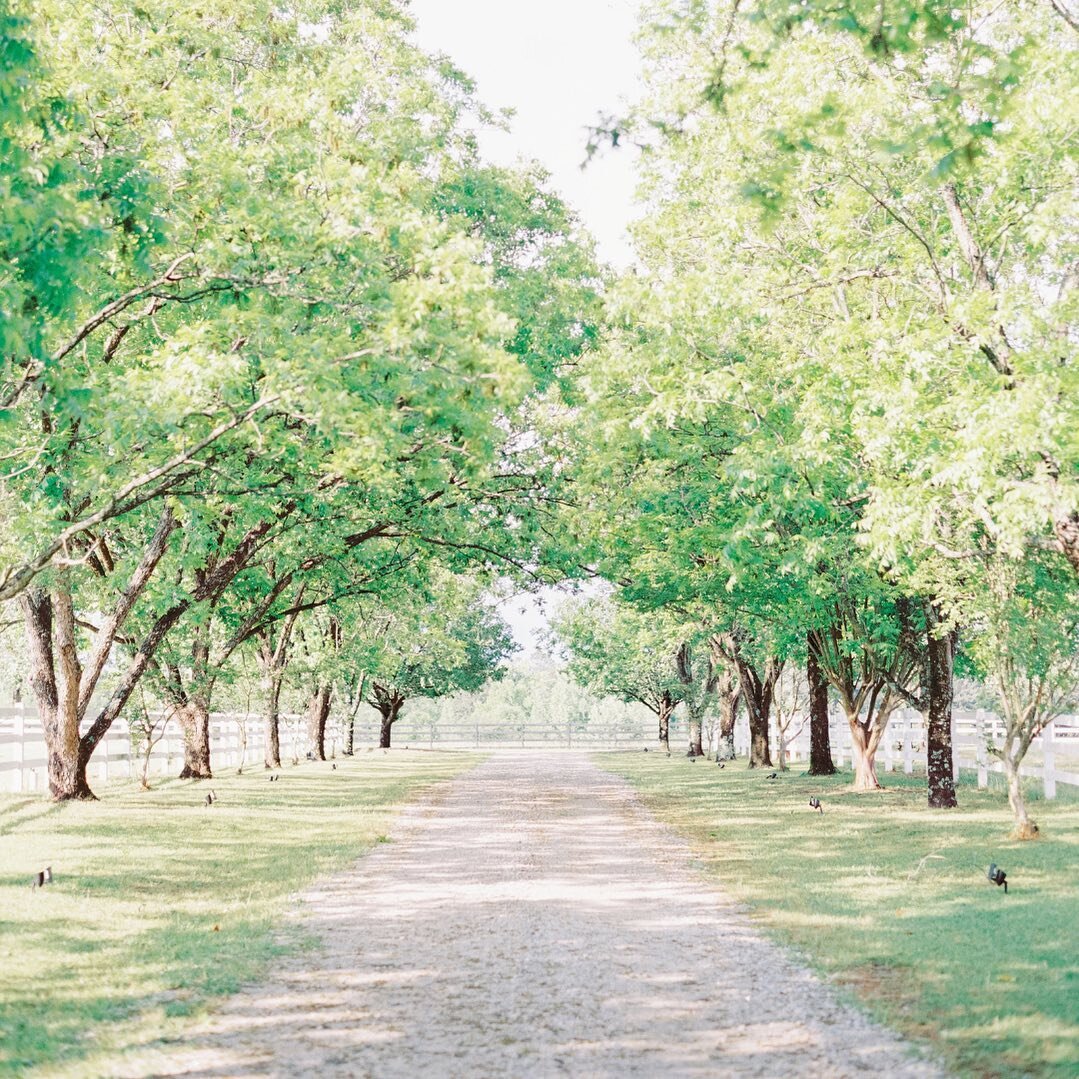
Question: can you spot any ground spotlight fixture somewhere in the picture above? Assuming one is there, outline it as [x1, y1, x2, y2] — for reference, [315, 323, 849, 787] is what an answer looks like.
[31, 866, 52, 890]
[809, 798, 823, 813]
[987, 864, 1008, 893]
[766, 772, 777, 780]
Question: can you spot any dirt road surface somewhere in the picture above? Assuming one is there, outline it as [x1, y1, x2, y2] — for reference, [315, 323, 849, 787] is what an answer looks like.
[120, 752, 942, 1078]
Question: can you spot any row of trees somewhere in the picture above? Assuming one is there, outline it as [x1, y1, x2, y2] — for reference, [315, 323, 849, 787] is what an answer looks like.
[0, 1, 597, 797]
[387, 662, 657, 745]
[2, 1, 1075, 842]
[548, 0, 1078, 838]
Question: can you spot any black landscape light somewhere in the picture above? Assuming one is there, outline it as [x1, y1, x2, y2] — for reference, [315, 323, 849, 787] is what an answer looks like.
[987, 864, 1008, 893]
[717, 761, 725, 769]
[31, 866, 52, 889]
[809, 797, 823, 813]
[766, 771, 777, 779]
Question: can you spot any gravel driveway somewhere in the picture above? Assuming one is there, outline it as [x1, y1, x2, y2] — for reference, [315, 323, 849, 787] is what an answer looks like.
[124, 751, 942, 1078]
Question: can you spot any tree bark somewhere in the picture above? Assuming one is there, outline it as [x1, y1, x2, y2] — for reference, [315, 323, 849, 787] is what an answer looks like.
[744, 692, 772, 768]
[19, 587, 96, 799]
[849, 718, 884, 791]
[1003, 749, 1039, 839]
[177, 697, 212, 779]
[657, 691, 673, 753]
[378, 698, 402, 749]
[717, 695, 737, 760]
[926, 621, 958, 808]
[264, 671, 283, 769]
[307, 684, 332, 760]
[807, 636, 836, 776]
[687, 713, 704, 757]
[715, 633, 780, 769]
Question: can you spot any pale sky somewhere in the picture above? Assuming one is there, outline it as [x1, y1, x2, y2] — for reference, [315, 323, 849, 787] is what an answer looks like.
[408, 0, 643, 653]
[408, 0, 643, 268]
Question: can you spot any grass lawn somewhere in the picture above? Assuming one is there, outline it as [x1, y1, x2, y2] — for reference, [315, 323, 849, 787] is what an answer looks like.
[594, 753, 1079, 1079]
[0, 750, 481, 1078]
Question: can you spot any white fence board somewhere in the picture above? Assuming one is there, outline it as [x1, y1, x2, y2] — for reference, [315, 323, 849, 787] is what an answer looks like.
[2, 703, 1076, 796]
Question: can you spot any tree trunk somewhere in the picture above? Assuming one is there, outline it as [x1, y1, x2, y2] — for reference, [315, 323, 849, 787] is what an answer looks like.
[849, 719, 882, 791]
[307, 685, 331, 760]
[657, 692, 673, 753]
[717, 635, 780, 769]
[177, 699, 212, 779]
[343, 712, 355, 756]
[715, 670, 738, 761]
[926, 622, 958, 809]
[1003, 749, 1039, 839]
[745, 695, 772, 768]
[264, 672, 283, 769]
[687, 714, 703, 757]
[807, 637, 836, 776]
[20, 588, 96, 800]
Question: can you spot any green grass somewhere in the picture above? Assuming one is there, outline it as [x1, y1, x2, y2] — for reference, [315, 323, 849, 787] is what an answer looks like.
[594, 753, 1079, 1079]
[0, 750, 482, 1077]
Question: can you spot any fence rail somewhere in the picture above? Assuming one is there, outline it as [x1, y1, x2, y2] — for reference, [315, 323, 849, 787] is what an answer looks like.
[1, 704, 1076, 796]
[729, 708, 1079, 800]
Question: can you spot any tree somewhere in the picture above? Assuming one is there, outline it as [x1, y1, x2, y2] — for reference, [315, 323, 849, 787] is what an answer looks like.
[964, 553, 1079, 837]
[363, 574, 517, 749]
[5, 1, 599, 797]
[551, 597, 689, 753]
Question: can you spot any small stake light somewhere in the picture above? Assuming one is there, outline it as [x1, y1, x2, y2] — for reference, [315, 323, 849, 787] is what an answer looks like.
[766, 772, 778, 780]
[809, 798, 823, 814]
[987, 864, 1008, 893]
[31, 866, 52, 890]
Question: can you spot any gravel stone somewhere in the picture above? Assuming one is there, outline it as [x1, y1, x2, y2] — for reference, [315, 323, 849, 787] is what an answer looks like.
[121, 751, 945, 1078]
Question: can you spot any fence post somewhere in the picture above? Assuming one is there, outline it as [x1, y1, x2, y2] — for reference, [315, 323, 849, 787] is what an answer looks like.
[903, 715, 913, 775]
[951, 710, 960, 783]
[101, 732, 110, 786]
[975, 710, 988, 788]
[884, 723, 894, 772]
[14, 707, 25, 793]
[1043, 720, 1056, 800]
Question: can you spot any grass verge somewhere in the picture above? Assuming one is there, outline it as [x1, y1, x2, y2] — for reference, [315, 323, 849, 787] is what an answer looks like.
[594, 753, 1079, 1079]
[0, 749, 482, 1077]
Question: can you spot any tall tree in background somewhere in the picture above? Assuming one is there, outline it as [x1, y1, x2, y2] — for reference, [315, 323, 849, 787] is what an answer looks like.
[552, 597, 690, 753]
[363, 573, 517, 749]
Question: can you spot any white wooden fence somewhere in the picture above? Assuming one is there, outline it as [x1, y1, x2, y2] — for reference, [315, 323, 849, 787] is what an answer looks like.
[0, 706, 355, 794]
[728, 707, 1079, 798]
[2, 703, 1077, 796]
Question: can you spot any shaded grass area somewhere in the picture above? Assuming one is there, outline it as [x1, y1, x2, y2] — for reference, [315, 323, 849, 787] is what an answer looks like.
[594, 754, 1079, 1079]
[0, 750, 481, 1077]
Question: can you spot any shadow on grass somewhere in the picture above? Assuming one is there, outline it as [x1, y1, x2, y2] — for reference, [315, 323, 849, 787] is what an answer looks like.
[0, 754, 481, 1076]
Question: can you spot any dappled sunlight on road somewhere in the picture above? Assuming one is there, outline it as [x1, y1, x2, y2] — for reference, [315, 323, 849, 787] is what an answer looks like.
[116, 752, 942, 1078]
